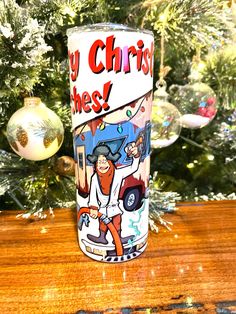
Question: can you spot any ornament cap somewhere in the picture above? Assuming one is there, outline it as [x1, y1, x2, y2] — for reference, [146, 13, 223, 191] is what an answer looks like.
[24, 97, 41, 107]
[188, 70, 203, 83]
[188, 59, 205, 83]
[154, 80, 169, 101]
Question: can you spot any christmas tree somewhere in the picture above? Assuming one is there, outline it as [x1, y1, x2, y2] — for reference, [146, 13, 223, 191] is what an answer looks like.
[0, 0, 235, 216]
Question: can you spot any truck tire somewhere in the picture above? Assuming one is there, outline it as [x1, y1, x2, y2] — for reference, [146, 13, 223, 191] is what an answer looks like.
[123, 186, 142, 211]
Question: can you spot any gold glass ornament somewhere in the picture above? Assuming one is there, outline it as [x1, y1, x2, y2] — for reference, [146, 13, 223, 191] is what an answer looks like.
[7, 97, 64, 161]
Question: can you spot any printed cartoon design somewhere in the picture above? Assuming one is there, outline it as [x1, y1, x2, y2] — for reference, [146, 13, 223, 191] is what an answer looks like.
[75, 92, 152, 261]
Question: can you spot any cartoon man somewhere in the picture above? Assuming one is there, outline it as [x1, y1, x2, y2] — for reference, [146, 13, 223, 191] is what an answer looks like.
[86, 142, 140, 245]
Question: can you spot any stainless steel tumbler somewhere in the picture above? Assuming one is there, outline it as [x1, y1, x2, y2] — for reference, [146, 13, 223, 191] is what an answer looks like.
[67, 23, 154, 262]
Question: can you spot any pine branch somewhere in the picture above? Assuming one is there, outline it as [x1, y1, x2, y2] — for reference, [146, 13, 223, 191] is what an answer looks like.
[203, 45, 236, 109]
[130, 0, 231, 51]
[0, 0, 52, 96]
[0, 150, 75, 212]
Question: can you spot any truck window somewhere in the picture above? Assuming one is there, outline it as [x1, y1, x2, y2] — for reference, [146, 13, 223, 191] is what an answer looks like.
[78, 152, 83, 170]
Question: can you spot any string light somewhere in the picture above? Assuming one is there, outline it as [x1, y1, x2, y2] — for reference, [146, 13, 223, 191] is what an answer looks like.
[207, 154, 215, 161]
[99, 122, 106, 131]
[117, 124, 123, 134]
[141, 106, 145, 112]
[187, 162, 195, 169]
[126, 109, 132, 117]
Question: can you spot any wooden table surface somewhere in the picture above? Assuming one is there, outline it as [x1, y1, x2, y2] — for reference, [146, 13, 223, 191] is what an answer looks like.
[0, 201, 236, 314]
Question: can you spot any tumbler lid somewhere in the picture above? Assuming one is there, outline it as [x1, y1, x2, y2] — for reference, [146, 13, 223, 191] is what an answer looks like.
[67, 23, 153, 37]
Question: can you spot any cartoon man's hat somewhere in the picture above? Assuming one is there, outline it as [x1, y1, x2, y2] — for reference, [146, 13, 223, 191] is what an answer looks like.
[87, 144, 121, 164]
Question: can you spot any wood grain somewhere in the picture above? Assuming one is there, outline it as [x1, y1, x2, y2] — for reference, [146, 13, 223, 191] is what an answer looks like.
[0, 201, 235, 313]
